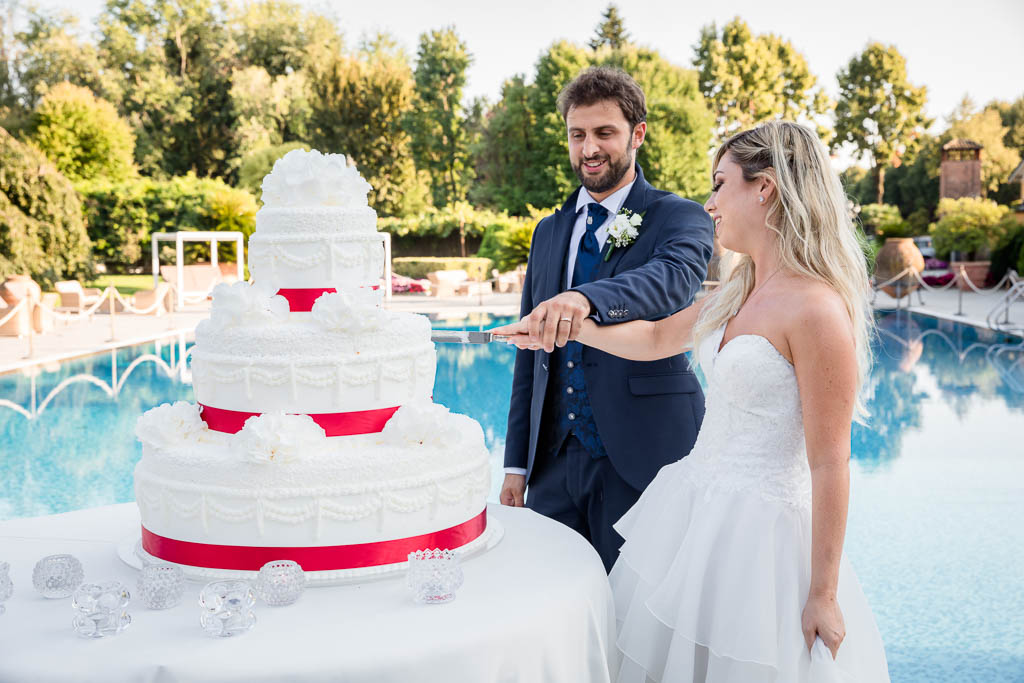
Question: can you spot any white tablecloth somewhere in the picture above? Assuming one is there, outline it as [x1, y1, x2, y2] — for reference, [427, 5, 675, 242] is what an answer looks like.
[0, 503, 615, 683]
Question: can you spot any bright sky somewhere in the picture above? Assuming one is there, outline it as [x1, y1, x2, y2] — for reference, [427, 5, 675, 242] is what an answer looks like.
[38, 0, 1024, 129]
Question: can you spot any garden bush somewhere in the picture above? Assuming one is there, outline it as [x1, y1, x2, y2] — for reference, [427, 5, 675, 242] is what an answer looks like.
[990, 219, 1024, 281]
[877, 220, 913, 239]
[858, 203, 902, 235]
[78, 175, 257, 270]
[0, 127, 92, 286]
[929, 197, 1013, 261]
[26, 83, 135, 182]
[475, 205, 551, 272]
[392, 257, 492, 281]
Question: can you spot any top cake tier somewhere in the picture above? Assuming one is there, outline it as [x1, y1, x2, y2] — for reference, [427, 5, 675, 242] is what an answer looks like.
[248, 149, 384, 292]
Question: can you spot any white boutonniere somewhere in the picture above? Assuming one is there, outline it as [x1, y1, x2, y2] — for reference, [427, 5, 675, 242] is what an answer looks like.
[604, 208, 643, 261]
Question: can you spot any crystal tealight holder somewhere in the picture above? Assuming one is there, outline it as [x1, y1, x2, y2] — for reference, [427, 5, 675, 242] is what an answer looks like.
[254, 560, 306, 606]
[138, 563, 186, 610]
[199, 580, 256, 637]
[32, 554, 84, 599]
[71, 581, 131, 638]
[0, 561, 13, 615]
[406, 549, 464, 604]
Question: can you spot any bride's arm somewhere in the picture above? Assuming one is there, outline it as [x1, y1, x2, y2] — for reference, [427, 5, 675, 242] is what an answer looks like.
[492, 297, 706, 361]
[790, 294, 858, 658]
[576, 298, 705, 360]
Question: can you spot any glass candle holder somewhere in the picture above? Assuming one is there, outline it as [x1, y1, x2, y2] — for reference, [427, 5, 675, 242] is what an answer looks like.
[406, 549, 464, 604]
[198, 580, 256, 637]
[0, 561, 12, 615]
[32, 554, 84, 599]
[254, 560, 306, 606]
[138, 564, 186, 610]
[71, 581, 131, 638]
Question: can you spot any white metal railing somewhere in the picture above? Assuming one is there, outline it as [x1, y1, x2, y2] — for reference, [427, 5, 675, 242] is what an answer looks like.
[3, 284, 181, 359]
[871, 266, 1022, 326]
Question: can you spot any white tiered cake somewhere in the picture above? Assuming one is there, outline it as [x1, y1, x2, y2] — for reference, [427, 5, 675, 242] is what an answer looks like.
[133, 150, 492, 581]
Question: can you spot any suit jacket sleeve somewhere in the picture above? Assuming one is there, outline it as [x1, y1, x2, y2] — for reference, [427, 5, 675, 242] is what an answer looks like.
[574, 200, 713, 323]
[503, 222, 542, 470]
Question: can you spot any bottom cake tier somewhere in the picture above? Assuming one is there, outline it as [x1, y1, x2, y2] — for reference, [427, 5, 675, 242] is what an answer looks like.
[133, 403, 493, 580]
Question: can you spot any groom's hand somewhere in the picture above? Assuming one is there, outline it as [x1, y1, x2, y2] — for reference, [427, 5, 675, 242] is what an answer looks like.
[500, 474, 526, 507]
[530, 291, 592, 353]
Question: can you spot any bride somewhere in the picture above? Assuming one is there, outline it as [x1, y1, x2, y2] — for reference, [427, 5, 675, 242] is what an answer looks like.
[493, 121, 890, 682]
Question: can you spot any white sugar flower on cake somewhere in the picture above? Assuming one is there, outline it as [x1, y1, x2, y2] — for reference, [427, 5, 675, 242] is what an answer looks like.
[236, 412, 327, 464]
[205, 281, 288, 331]
[260, 149, 372, 208]
[311, 290, 387, 332]
[381, 402, 457, 448]
[136, 401, 206, 449]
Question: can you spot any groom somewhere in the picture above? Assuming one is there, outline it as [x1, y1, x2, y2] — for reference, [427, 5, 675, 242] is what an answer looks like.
[500, 67, 714, 571]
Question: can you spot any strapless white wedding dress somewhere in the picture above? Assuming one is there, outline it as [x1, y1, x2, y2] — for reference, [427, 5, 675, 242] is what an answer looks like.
[610, 326, 890, 682]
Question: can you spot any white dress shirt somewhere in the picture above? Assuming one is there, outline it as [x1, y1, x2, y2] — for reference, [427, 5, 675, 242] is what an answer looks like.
[505, 178, 637, 478]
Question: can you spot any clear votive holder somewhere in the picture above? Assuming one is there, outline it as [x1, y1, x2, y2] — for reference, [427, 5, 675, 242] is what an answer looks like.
[406, 549, 464, 604]
[32, 554, 84, 599]
[0, 561, 13, 615]
[199, 580, 256, 637]
[138, 563, 186, 610]
[254, 560, 306, 606]
[71, 581, 131, 638]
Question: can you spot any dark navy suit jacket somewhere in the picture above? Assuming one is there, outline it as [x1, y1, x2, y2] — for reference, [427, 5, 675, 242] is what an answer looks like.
[503, 164, 715, 491]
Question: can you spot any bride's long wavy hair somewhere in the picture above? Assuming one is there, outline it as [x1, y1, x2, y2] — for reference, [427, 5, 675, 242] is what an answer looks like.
[692, 121, 874, 420]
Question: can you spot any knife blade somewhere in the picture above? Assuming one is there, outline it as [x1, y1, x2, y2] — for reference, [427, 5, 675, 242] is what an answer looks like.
[430, 330, 501, 344]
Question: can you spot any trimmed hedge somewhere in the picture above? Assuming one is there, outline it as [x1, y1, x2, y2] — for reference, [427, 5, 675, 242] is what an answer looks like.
[0, 127, 93, 286]
[392, 257, 492, 281]
[77, 175, 258, 270]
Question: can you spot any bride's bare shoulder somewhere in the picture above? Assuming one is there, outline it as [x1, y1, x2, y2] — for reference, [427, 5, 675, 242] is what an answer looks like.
[778, 278, 854, 352]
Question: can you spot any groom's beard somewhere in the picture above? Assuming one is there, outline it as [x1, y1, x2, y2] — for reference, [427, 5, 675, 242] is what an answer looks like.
[572, 143, 633, 195]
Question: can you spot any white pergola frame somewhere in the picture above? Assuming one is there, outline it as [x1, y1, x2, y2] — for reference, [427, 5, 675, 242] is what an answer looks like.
[151, 231, 244, 308]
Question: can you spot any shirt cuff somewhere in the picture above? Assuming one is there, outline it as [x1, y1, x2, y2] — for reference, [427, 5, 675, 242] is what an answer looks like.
[504, 467, 527, 476]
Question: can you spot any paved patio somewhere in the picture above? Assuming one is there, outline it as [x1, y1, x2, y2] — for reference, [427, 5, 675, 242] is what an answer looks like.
[3, 286, 1021, 374]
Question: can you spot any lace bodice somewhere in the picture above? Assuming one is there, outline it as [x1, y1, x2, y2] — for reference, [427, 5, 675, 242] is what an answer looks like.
[680, 325, 811, 507]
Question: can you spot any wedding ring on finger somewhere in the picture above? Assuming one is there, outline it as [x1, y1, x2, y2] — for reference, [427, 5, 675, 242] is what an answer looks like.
[559, 317, 573, 324]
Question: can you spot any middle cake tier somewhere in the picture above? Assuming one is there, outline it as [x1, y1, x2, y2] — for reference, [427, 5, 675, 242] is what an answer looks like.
[191, 310, 435, 417]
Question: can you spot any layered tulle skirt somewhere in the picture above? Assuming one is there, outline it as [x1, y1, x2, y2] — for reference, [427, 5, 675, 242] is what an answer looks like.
[609, 459, 890, 682]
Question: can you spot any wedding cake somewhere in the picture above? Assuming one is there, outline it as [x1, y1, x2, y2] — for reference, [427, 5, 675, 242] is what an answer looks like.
[133, 150, 492, 580]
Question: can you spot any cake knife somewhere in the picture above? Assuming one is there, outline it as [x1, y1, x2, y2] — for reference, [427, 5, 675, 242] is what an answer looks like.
[430, 330, 504, 344]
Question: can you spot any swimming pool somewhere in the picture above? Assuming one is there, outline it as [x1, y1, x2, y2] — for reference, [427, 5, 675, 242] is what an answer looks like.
[1, 310, 1022, 681]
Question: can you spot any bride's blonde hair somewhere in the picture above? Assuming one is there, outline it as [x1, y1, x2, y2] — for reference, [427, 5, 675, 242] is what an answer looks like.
[692, 121, 873, 419]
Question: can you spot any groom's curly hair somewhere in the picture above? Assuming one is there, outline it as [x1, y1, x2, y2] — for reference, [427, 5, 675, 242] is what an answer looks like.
[557, 67, 647, 130]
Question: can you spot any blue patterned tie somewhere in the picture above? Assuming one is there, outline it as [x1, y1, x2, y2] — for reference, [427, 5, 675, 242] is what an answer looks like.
[572, 202, 607, 287]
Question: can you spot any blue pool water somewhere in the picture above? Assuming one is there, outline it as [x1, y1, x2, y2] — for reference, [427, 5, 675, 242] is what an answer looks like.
[1, 310, 1022, 681]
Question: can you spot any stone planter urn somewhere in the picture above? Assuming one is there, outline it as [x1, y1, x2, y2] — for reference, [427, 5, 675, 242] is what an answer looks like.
[950, 261, 991, 291]
[0, 274, 41, 306]
[874, 238, 925, 298]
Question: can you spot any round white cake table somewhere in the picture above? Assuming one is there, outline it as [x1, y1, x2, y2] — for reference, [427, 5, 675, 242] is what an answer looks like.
[0, 503, 616, 683]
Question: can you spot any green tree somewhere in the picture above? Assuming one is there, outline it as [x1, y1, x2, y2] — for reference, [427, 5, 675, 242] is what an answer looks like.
[231, 0, 341, 77]
[27, 83, 135, 182]
[943, 97, 1021, 194]
[988, 95, 1024, 153]
[12, 8, 112, 109]
[229, 65, 311, 159]
[409, 27, 473, 208]
[835, 43, 930, 204]
[693, 17, 832, 142]
[97, 0, 239, 178]
[307, 46, 428, 216]
[473, 41, 712, 214]
[0, 127, 92, 285]
[589, 4, 630, 50]
[236, 141, 309, 196]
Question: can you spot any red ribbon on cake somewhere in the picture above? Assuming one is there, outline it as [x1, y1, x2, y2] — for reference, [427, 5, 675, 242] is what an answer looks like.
[276, 286, 381, 312]
[199, 403, 400, 436]
[140, 509, 487, 571]
[276, 287, 336, 312]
